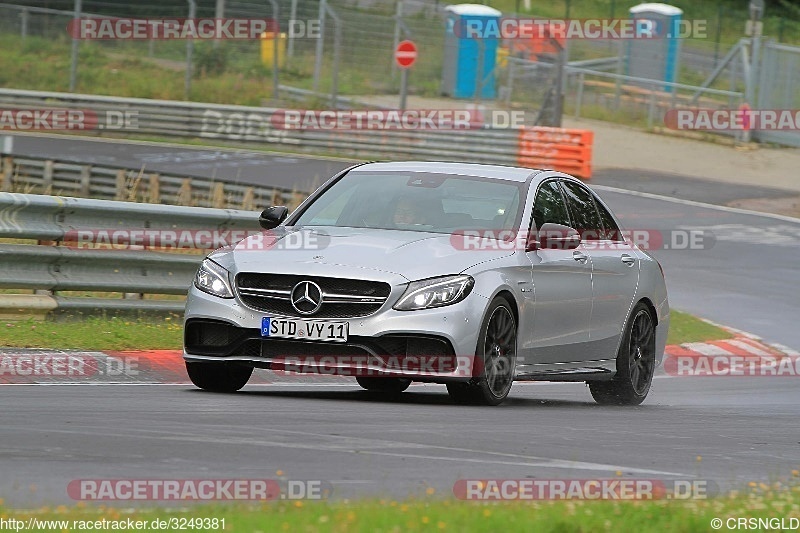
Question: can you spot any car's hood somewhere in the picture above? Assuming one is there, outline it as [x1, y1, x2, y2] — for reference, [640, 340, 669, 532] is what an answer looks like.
[209, 226, 516, 282]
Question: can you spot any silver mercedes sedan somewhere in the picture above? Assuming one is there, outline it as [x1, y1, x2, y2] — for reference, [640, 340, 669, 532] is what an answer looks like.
[183, 162, 669, 406]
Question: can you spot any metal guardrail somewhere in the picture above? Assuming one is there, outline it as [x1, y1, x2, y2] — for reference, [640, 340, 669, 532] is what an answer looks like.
[0, 88, 522, 166]
[1, 154, 300, 209]
[0, 192, 261, 316]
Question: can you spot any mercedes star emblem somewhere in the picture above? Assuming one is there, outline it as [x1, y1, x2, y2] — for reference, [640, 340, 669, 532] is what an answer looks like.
[290, 280, 323, 315]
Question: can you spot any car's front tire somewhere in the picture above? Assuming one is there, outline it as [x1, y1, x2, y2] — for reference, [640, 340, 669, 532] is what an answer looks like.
[186, 362, 253, 392]
[447, 297, 517, 406]
[356, 376, 412, 393]
[588, 302, 656, 406]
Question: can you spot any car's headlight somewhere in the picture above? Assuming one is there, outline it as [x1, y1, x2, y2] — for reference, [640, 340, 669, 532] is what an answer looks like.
[393, 275, 474, 311]
[194, 259, 234, 298]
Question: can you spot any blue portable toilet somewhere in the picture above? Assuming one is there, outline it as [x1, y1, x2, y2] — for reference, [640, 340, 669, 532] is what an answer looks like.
[627, 3, 683, 91]
[442, 4, 501, 99]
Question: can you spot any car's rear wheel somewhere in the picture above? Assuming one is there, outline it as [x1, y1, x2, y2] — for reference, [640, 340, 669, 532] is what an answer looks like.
[356, 376, 412, 393]
[447, 297, 517, 406]
[186, 362, 253, 392]
[588, 302, 655, 406]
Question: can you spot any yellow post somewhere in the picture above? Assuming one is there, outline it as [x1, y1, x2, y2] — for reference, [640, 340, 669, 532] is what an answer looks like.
[261, 32, 287, 68]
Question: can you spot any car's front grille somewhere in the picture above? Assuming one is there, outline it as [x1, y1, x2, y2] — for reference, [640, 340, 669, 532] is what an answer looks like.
[185, 320, 458, 375]
[259, 339, 374, 359]
[235, 273, 391, 318]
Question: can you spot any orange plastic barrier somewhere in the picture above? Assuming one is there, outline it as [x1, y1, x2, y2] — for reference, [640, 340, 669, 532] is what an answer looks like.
[504, 24, 566, 61]
[517, 127, 593, 179]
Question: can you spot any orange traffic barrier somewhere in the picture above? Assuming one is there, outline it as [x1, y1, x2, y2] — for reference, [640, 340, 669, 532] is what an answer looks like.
[503, 24, 567, 61]
[517, 127, 594, 179]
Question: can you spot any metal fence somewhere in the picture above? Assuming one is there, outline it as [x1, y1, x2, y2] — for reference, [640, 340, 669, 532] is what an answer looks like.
[0, 88, 523, 166]
[756, 41, 800, 147]
[565, 67, 744, 131]
[2, 1, 794, 105]
[1, 1, 798, 147]
[0, 192, 261, 316]
[1, 153, 300, 210]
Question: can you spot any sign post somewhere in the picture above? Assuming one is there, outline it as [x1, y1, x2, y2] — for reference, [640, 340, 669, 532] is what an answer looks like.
[394, 40, 417, 111]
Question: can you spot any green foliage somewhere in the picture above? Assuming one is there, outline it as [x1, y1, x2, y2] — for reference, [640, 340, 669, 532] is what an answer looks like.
[0, 316, 183, 351]
[193, 42, 229, 77]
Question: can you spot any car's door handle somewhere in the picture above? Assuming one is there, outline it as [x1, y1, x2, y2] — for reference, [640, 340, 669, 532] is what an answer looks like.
[572, 250, 588, 263]
[621, 254, 636, 266]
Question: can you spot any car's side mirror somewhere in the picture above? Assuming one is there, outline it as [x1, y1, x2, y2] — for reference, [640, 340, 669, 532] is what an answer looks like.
[532, 223, 581, 251]
[259, 206, 289, 230]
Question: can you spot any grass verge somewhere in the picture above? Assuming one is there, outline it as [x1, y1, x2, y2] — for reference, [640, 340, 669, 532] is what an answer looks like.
[0, 309, 731, 351]
[2, 483, 800, 533]
[667, 310, 733, 345]
[0, 316, 182, 351]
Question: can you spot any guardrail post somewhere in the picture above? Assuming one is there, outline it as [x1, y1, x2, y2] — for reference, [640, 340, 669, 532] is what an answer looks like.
[115, 170, 127, 200]
[79, 164, 91, 196]
[291, 188, 304, 210]
[1, 157, 13, 191]
[43, 160, 54, 195]
[178, 178, 192, 205]
[242, 187, 255, 210]
[149, 173, 161, 204]
[647, 90, 656, 129]
[211, 183, 225, 208]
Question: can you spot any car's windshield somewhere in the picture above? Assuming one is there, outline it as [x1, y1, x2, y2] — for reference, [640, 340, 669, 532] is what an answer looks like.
[292, 171, 525, 234]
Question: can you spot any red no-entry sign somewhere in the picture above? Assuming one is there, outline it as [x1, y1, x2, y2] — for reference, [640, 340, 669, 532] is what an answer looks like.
[394, 40, 418, 69]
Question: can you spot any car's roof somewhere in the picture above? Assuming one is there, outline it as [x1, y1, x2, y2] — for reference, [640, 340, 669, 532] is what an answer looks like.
[350, 161, 545, 183]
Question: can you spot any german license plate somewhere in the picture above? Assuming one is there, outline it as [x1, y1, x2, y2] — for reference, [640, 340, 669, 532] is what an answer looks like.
[261, 317, 348, 342]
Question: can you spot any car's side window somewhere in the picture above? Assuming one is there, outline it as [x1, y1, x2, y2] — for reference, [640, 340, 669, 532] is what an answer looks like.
[561, 180, 603, 241]
[531, 180, 571, 231]
[592, 193, 623, 241]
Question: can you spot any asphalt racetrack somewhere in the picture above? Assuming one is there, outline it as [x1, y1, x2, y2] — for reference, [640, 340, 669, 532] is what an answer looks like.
[2, 134, 799, 507]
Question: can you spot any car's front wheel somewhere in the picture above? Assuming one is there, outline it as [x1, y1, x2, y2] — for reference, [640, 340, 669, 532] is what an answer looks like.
[588, 302, 656, 406]
[356, 376, 412, 393]
[186, 362, 253, 392]
[447, 297, 517, 406]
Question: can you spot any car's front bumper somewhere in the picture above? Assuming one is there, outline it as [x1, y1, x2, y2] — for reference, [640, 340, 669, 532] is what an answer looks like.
[183, 285, 489, 382]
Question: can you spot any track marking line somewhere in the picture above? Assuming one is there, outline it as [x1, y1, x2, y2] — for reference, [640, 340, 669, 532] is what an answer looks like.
[679, 343, 735, 356]
[354, 450, 690, 477]
[591, 184, 800, 224]
[722, 339, 773, 357]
